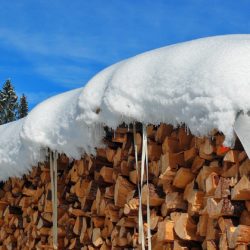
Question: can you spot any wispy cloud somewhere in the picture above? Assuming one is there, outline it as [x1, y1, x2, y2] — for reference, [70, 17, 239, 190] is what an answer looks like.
[35, 64, 87, 88]
[0, 28, 92, 60]
[0, 28, 108, 88]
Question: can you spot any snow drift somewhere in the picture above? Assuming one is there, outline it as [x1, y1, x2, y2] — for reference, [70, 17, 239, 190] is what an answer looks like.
[1, 34, 250, 180]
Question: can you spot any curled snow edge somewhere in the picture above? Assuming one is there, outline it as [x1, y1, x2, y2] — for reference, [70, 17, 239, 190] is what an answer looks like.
[1, 34, 250, 180]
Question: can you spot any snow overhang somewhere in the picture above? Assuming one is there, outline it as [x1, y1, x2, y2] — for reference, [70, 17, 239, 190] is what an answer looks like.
[234, 111, 250, 158]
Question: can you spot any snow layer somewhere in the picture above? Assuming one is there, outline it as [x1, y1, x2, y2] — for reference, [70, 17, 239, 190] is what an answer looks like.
[1, 34, 250, 180]
[78, 34, 250, 143]
[0, 88, 104, 180]
[0, 119, 29, 178]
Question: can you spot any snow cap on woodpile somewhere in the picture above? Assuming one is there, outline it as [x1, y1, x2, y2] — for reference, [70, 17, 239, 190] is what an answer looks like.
[1, 34, 250, 180]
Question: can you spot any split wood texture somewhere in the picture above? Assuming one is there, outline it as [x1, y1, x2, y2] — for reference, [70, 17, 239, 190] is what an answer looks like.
[0, 123, 250, 249]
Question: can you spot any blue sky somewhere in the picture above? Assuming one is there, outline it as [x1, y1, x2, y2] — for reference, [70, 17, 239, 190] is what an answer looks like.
[0, 0, 250, 108]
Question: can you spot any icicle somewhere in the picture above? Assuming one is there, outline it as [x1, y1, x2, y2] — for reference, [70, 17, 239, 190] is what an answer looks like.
[143, 124, 152, 250]
[54, 151, 58, 249]
[50, 150, 58, 249]
[140, 129, 146, 250]
[45, 147, 49, 159]
[142, 124, 152, 250]
[133, 123, 152, 249]
[133, 124, 145, 249]
[99, 123, 101, 138]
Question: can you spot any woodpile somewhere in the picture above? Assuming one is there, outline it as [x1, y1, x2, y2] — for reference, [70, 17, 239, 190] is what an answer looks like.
[0, 123, 250, 249]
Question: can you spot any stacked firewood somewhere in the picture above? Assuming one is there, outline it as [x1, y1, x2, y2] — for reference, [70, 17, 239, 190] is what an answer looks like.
[0, 123, 250, 249]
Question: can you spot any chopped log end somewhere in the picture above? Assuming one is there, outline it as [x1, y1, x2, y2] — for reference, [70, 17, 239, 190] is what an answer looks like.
[0, 123, 249, 249]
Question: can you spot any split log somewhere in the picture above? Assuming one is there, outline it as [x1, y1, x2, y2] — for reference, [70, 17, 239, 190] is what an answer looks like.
[173, 213, 199, 241]
[162, 137, 179, 154]
[199, 138, 214, 155]
[205, 172, 219, 195]
[197, 214, 208, 237]
[160, 152, 184, 173]
[92, 228, 104, 247]
[231, 175, 250, 200]
[155, 124, 173, 143]
[224, 150, 239, 163]
[191, 156, 205, 173]
[157, 220, 174, 242]
[0, 123, 249, 249]
[114, 176, 135, 207]
[148, 142, 162, 161]
[141, 184, 164, 206]
[173, 168, 195, 189]
[100, 166, 114, 184]
[240, 210, 250, 226]
[239, 159, 250, 177]
[205, 198, 234, 218]
[184, 147, 197, 163]
[161, 192, 187, 216]
[227, 225, 250, 248]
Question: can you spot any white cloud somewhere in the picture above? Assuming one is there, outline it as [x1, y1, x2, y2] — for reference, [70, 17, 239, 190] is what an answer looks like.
[0, 27, 120, 64]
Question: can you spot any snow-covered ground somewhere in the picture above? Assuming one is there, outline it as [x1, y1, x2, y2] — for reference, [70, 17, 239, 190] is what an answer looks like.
[1, 34, 250, 180]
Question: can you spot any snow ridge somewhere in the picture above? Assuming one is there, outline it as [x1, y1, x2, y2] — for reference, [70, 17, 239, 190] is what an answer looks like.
[1, 34, 250, 180]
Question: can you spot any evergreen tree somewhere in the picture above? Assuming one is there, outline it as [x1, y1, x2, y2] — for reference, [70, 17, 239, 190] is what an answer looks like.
[18, 94, 28, 119]
[0, 80, 18, 124]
